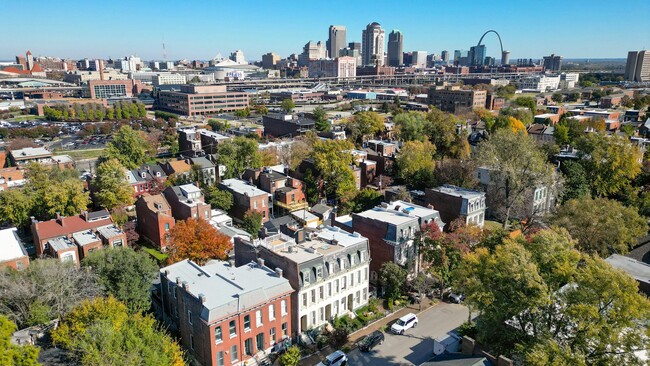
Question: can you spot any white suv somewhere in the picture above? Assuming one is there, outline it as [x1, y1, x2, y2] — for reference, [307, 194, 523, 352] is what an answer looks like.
[316, 350, 348, 366]
[391, 313, 419, 335]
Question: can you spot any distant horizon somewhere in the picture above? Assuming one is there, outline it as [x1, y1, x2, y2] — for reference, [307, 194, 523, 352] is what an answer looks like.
[2, 0, 648, 61]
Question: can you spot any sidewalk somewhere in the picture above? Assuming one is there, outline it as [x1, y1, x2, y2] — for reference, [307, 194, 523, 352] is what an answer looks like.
[299, 298, 438, 365]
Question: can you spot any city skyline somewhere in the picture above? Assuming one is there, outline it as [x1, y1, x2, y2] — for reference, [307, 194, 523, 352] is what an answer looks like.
[2, 0, 649, 62]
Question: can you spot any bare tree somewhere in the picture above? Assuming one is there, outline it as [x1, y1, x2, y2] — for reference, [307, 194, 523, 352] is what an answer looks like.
[0, 259, 102, 328]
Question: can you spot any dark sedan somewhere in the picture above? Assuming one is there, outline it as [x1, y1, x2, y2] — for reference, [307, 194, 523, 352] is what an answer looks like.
[358, 330, 385, 352]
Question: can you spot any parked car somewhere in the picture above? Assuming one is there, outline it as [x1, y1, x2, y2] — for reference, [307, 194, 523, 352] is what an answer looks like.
[448, 292, 465, 304]
[390, 313, 418, 335]
[359, 330, 385, 352]
[316, 350, 348, 366]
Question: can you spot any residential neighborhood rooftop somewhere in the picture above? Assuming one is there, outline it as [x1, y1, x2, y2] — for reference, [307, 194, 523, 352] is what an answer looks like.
[221, 178, 271, 197]
[0, 228, 28, 262]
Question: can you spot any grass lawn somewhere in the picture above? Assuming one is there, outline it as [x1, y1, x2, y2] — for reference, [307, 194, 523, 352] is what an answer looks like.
[54, 148, 105, 160]
[484, 220, 503, 230]
[8, 115, 46, 121]
[141, 246, 168, 265]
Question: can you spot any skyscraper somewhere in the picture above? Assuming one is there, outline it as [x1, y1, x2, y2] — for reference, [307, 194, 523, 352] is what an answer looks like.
[441, 50, 450, 65]
[412, 51, 427, 69]
[543, 54, 563, 72]
[229, 50, 246, 64]
[362, 22, 385, 66]
[327, 25, 347, 59]
[469, 45, 486, 66]
[387, 30, 404, 67]
[625, 50, 650, 82]
[501, 50, 510, 65]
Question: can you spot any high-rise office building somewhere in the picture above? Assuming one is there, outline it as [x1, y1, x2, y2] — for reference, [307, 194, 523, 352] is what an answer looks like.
[262, 52, 281, 69]
[412, 51, 427, 69]
[362, 22, 385, 66]
[387, 30, 404, 67]
[501, 51, 510, 65]
[625, 50, 650, 82]
[327, 25, 347, 59]
[543, 54, 563, 72]
[469, 45, 486, 66]
[298, 41, 326, 66]
[441, 50, 450, 65]
[229, 50, 246, 64]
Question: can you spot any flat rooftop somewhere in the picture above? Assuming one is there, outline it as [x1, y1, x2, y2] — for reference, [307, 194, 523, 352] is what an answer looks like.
[221, 178, 270, 198]
[10, 147, 52, 159]
[0, 228, 27, 262]
[355, 207, 418, 226]
[161, 259, 293, 323]
[72, 230, 100, 246]
[606, 254, 650, 284]
[430, 184, 484, 200]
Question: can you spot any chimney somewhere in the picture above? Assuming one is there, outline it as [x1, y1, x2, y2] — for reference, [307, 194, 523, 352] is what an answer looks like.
[176, 276, 181, 285]
[182, 281, 189, 291]
[98, 60, 105, 81]
[257, 258, 265, 267]
[198, 293, 206, 303]
[30, 216, 37, 225]
[275, 267, 283, 278]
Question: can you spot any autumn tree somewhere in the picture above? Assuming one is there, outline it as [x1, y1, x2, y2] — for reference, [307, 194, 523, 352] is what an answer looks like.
[167, 218, 232, 265]
[474, 130, 554, 228]
[0, 189, 33, 228]
[93, 158, 134, 210]
[393, 111, 428, 142]
[105, 125, 152, 169]
[52, 297, 184, 366]
[0, 259, 102, 328]
[242, 210, 263, 239]
[426, 108, 462, 159]
[278, 137, 312, 171]
[346, 111, 384, 143]
[433, 159, 479, 190]
[82, 248, 159, 314]
[0, 315, 39, 366]
[575, 132, 642, 197]
[216, 137, 263, 179]
[396, 140, 436, 189]
[550, 196, 647, 256]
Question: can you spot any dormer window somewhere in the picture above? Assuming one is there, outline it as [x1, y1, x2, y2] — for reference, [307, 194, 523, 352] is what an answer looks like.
[141, 173, 146, 179]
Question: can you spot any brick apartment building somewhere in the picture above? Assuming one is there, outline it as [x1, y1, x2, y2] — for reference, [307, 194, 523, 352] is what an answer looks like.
[219, 179, 271, 223]
[159, 259, 294, 366]
[135, 193, 175, 250]
[425, 185, 486, 229]
[157, 85, 249, 117]
[125, 164, 168, 197]
[428, 86, 487, 113]
[31, 210, 127, 264]
[339, 201, 443, 280]
[242, 168, 308, 215]
[262, 114, 315, 138]
[178, 127, 231, 156]
[163, 184, 212, 221]
[0, 228, 30, 270]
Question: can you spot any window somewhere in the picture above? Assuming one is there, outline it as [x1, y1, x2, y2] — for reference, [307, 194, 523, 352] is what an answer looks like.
[282, 322, 288, 337]
[311, 289, 316, 303]
[311, 311, 316, 326]
[270, 327, 276, 344]
[256, 310, 262, 327]
[269, 304, 275, 320]
[335, 279, 339, 292]
[319, 307, 324, 322]
[188, 310, 192, 325]
[231, 345, 239, 363]
[319, 286, 324, 300]
[190, 335, 194, 350]
[350, 273, 354, 287]
[302, 293, 307, 306]
[215, 326, 222, 343]
[365, 268, 368, 281]
[254, 201, 258, 209]
[316, 266, 323, 281]
[342, 276, 346, 290]
[357, 270, 361, 284]
[256, 332, 265, 351]
[61, 253, 74, 263]
[244, 338, 253, 356]
[281, 300, 287, 315]
[244, 315, 251, 331]
[205, 210, 210, 219]
[355, 291, 360, 304]
[262, 199, 265, 207]
[113, 239, 123, 247]
[165, 223, 170, 231]
[229, 320, 237, 337]
[327, 282, 332, 297]
[216, 351, 224, 366]
[363, 287, 367, 300]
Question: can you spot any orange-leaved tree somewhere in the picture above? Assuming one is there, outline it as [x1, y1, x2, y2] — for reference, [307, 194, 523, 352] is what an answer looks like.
[167, 218, 232, 265]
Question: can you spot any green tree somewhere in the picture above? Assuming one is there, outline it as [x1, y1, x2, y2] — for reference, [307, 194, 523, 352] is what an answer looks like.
[207, 119, 230, 132]
[0, 189, 33, 228]
[551, 93, 564, 103]
[233, 107, 251, 118]
[553, 123, 570, 146]
[0, 259, 102, 328]
[242, 210, 263, 239]
[347, 111, 384, 143]
[52, 297, 184, 366]
[313, 107, 330, 132]
[22, 164, 90, 221]
[303, 168, 320, 205]
[474, 130, 554, 228]
[379, 262, 407, 302]
[311, 139, 357, 202]
[216, 137, 263, 179]
[204, 186, 233, 211]
[393, 111, 428, 141]
[82, 248, 158, 314]
[278, 345, 301, 366]
[575, 133, 642, 197]
[105, 125, 151, 169]
[349, 188, 383, 213]
[495, 85, 516, 100]
[550, 196, 647, 256]
[559, 161, 590, 202]
[255, 104, 269, 115]
[396, 140, 436, 189]
[513, 96, 537, 114]
[93, 159, 134, 210]
[426, 108, 461, 159]
[0, 315, 40, 366]
[281, 99, 295, 113]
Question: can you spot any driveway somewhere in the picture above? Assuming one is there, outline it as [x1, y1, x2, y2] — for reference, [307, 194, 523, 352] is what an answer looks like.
[345, 303, 469, 366]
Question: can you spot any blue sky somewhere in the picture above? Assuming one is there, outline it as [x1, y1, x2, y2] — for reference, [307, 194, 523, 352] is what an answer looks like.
[3, 0, 649, 61]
